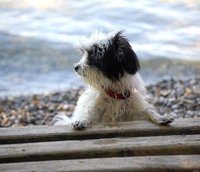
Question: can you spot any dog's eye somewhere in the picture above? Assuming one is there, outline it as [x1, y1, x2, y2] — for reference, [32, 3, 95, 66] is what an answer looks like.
[97, 47, 103, 53]
[92, 46, 103, 56]
[88, 50, 93, 59]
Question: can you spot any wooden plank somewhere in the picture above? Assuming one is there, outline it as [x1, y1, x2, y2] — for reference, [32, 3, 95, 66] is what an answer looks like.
[0, 155, 199, 172]
[0, 134, 199, 163]
[0, 118, 200, 144]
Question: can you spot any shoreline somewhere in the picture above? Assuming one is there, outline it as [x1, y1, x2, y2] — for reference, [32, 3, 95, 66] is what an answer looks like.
[1, 58, 200, 98]
[0, 78, 199, 127]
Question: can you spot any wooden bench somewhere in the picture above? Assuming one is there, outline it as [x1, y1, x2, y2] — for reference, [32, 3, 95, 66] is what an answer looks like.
[0, 118, 200, 172]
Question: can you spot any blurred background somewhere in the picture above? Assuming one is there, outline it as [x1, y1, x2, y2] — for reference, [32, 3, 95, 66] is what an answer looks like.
[0, 0, 200, 97]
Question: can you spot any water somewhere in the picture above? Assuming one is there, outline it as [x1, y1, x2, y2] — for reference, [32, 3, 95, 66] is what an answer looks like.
[0, 0, 200, 96]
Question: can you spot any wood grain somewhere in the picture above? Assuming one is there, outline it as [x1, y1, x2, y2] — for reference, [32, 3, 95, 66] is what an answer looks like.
[0, 155, 199, 172]
[1, 118, 200, 144]
[0, 134, 199, 163]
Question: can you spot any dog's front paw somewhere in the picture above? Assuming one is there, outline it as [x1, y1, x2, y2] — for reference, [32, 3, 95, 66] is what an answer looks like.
[158, 114, 174, 125]
[72, 120, 89, 129]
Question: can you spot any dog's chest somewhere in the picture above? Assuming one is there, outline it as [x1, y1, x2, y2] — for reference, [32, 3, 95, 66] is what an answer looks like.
[97, 96, 129, 122]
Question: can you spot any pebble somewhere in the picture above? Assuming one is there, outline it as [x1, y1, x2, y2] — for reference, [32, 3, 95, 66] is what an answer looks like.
[0, 88, 83, 127]
[0, 79, 199, 127]
[147, 78, 200, 120]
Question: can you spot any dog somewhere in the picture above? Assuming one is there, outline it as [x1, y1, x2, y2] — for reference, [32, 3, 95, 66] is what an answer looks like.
[53, 31, 174, 129]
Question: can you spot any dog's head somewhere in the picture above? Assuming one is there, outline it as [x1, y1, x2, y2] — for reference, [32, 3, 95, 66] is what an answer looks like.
[74, 31, 140, 87]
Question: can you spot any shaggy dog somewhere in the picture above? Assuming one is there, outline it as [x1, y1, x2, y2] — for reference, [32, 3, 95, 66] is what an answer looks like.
[53, 31, 174, 129]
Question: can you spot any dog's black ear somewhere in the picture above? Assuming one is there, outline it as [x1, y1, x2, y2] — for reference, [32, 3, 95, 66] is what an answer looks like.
[112, 31, 140, 75]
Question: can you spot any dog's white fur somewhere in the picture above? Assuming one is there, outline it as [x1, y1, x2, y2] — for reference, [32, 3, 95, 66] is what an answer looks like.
[53, 31, 173, 128]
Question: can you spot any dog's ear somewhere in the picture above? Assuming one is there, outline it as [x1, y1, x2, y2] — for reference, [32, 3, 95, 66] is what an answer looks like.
[112, 31, 140, 75]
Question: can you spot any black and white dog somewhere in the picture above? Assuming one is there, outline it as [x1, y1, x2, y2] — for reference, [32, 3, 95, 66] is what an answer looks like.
[53, 31, 173, 129]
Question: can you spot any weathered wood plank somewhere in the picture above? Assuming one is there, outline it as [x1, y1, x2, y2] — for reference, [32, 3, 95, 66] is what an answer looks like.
[0, 118, 200, 144]
[0, 155, 199, 172]
[0, 134, 199, 163]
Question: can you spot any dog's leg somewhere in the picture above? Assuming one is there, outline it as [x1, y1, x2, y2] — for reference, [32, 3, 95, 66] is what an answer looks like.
[52, 107, 93, 129]
[71, 103, 97, 129]
[53, 89, 98, 129]
[71, 89, 99, 129]
[71, 107, 92, 129]
[131, 92, 173, 125]
[144, 107, 174, 125]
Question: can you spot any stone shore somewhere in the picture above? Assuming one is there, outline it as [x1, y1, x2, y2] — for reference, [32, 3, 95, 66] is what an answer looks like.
[0, 78, 199, 127]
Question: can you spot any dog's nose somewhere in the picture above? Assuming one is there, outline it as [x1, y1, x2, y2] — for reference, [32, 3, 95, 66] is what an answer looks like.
[74, 64, 80, 72]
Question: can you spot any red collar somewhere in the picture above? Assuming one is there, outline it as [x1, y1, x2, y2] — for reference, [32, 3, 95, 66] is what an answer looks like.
[102, 87, 131, 100]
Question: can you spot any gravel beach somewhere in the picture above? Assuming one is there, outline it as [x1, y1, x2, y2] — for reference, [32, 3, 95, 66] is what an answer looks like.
[0, 78, 199, 127]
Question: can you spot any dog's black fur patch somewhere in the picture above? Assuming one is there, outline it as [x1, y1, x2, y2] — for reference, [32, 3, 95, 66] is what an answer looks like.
[87, 31, 140, 82]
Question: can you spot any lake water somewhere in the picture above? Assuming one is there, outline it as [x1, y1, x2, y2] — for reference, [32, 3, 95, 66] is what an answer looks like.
[0, 0, 200, 96]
